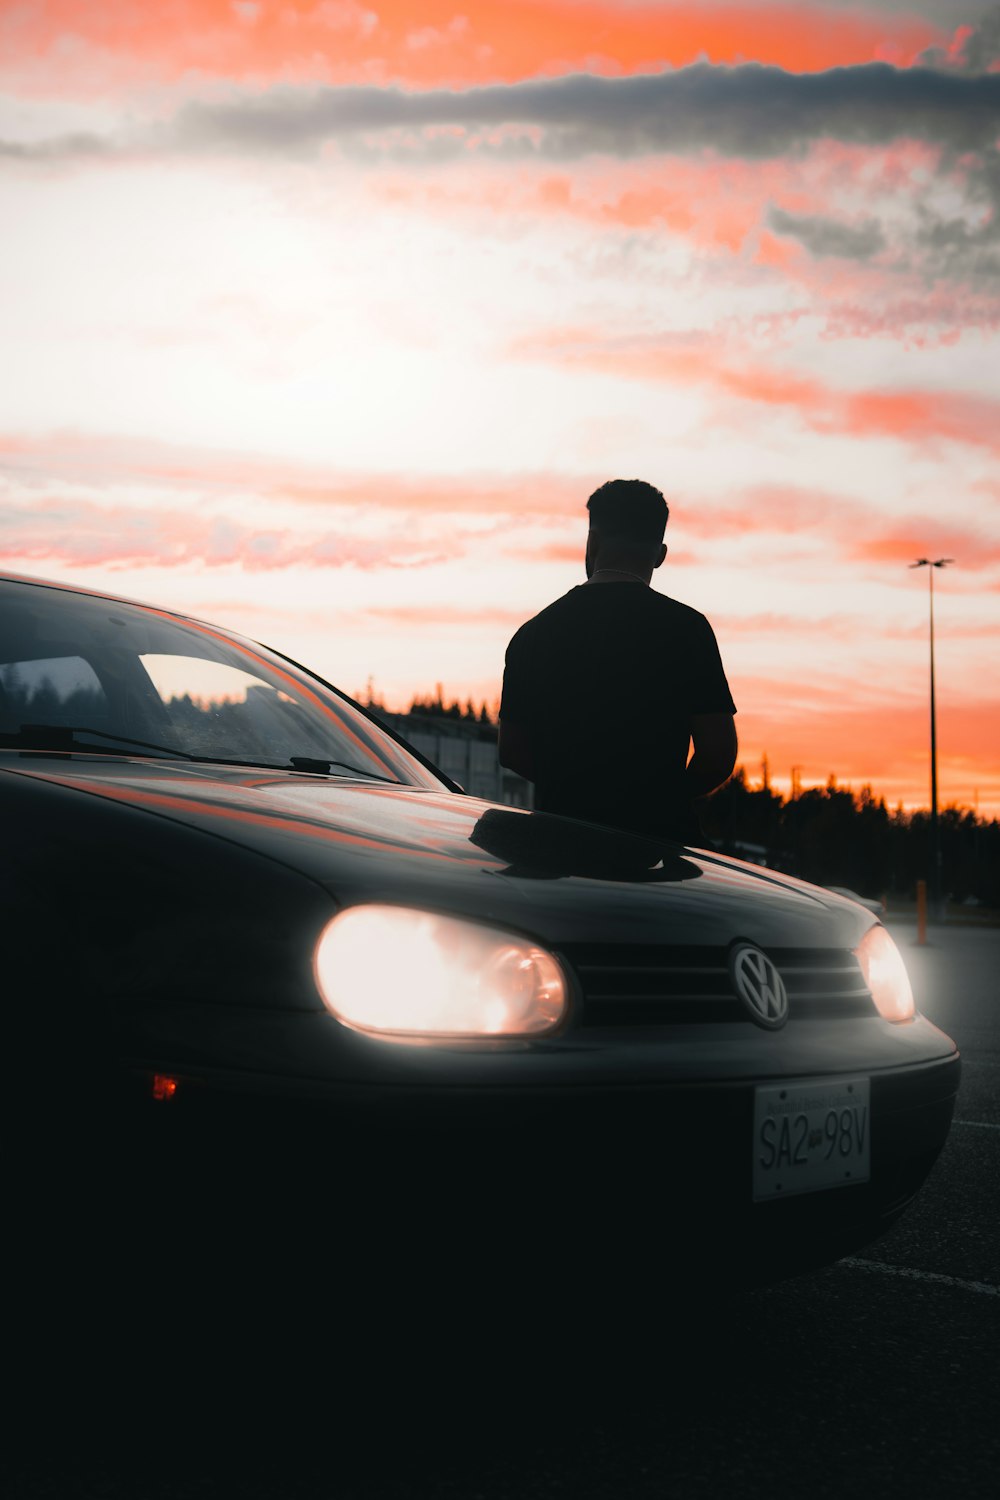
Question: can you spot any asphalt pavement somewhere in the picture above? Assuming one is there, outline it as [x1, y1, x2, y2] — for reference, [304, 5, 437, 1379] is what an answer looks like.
[5, 924, 998, 1499]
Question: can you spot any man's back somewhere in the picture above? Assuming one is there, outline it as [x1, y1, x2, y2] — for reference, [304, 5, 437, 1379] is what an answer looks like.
[500, 582, 735, 843]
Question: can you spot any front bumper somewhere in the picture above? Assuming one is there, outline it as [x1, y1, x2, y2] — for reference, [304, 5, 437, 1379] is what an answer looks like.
[118, 1046, 960, 1284]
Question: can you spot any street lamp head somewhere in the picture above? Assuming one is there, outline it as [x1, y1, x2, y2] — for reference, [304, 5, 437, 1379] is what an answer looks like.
[933, 558, 955, 568]
[910, 559, 930, 568]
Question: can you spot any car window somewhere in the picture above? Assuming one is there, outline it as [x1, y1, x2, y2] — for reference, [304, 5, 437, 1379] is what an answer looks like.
[0, 654, 110, 729]
[139, 652, 358, 766]
[0, 581, 445, 788]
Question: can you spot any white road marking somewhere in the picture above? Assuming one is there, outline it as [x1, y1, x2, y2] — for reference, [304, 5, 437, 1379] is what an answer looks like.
[841, 1258, 1000, 1298]
[953, 1119, 1000, 1131]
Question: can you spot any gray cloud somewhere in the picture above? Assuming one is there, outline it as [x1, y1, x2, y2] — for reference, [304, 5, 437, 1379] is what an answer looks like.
[767, 207, 886, 261]
[919, 5, 1000, 71]
[628, 1, 996, 15]
[888, 0, 995, 14]
[170, 65, 1000, 162]
[912, 144, 1000, 279]
[958, 7, 1000, 70]
[1, 63, 999, 167]
[0, 131, 111, 162]
[825, 1, 995, 11]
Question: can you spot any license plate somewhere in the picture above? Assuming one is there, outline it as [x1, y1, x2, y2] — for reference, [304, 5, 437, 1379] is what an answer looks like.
[753, 1076, 870, 1202]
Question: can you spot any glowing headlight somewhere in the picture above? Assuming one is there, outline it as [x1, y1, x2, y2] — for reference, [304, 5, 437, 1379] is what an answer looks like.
[855, 924, 915, 1023]
[313, 905, 569, 1039]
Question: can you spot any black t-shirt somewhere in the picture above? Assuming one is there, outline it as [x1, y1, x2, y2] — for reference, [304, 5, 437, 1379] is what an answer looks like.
[500, 584, 736, 843]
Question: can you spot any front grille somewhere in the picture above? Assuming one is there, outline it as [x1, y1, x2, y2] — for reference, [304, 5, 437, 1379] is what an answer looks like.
[562, 944, 874, 1026]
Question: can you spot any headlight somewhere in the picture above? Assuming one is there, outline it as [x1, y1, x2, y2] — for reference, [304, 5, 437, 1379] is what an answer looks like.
[854, 924, 915, 1022]
[313, 905, 569, 1040]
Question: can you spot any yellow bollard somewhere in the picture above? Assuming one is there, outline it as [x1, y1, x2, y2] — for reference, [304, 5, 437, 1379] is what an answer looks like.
[916, 879, 927, 946]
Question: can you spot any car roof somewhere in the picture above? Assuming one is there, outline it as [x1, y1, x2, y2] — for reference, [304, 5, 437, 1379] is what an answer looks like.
[1, 569, 224, 635]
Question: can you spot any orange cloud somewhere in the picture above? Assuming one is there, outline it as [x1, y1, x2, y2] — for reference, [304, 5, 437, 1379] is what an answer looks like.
[714, 611, 1000, 655]
[0, 497, 468, 572]
[9, 437, 994, 592]
[679, 486, 870, 540]
[853, 532, 1000, 571]
[754, 229, 801, 270]
[377, 142, 1000, 344]
[514, 328, 1000, 456]
[0, 429, 588, 519]
[839, 389, 1000, 453]
[358, 604, 529, 628]
[697, 492, 1000, 590]
[1, 2, 944, 95]
[378, 153, 831, 252]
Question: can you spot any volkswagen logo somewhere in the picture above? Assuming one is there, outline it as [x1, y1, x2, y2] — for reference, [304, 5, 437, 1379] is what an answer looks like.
[730, 944, 789, 1029]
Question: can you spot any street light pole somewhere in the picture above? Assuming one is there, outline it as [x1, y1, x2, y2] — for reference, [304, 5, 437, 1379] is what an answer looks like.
[909, 557, 953, 919]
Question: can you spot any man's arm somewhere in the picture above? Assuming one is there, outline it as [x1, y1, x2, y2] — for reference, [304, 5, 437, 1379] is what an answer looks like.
[686, 713, 738, 799]
[498, 621, 537, 781]
[498, 719, 535, 782]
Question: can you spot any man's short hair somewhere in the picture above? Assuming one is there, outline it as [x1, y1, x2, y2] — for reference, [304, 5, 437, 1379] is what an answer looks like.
[587, 479, 669, 545]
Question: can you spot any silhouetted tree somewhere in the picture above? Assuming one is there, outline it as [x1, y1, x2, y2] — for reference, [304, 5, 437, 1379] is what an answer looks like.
[705, 768, 998, 907]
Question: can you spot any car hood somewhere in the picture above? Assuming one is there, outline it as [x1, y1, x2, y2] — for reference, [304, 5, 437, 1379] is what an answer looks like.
[9, 754, 872, 948]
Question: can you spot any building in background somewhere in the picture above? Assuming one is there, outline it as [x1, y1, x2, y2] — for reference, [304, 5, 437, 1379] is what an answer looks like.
[374, 709, 533, 809]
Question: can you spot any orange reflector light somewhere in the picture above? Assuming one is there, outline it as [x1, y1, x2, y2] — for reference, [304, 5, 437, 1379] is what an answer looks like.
[152, 1074, 179, 1101]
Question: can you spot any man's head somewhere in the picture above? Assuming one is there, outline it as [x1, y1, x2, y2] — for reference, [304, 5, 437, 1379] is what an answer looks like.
[585, 479, 669, 580]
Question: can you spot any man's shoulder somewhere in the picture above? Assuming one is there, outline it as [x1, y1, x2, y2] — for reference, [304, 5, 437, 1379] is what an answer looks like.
[512, 587, 714, 626]
[648, 591, 715, 631]
[508, 587, 719, 647]
[507, 588, 585, 640]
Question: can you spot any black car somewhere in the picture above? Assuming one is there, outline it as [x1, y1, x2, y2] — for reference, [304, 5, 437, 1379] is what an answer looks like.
[2, 573, 959, 1291]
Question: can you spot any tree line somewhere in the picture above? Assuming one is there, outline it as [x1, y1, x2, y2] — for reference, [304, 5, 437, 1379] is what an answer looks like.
[701, 770, 999, 907]
[364, 685, 499, 741]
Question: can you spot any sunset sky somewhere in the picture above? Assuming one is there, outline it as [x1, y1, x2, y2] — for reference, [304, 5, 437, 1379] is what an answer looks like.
[2, 0, 999, 812]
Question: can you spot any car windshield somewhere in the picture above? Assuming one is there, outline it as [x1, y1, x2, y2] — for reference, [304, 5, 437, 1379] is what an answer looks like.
[0, 580, 446, 788]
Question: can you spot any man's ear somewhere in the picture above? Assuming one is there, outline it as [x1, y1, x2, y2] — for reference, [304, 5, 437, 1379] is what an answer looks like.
[585, 524, 598, 577]
[654, 543, 667, 569]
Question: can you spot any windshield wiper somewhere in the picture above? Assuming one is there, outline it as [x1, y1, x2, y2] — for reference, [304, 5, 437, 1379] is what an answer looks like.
[287, 756, 398, 783]
[3, 724, 400, 782]
[4, 723, 197, 759]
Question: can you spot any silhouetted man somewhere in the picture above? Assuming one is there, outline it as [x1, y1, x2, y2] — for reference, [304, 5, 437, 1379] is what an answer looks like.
[498, 479, 737, 845]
